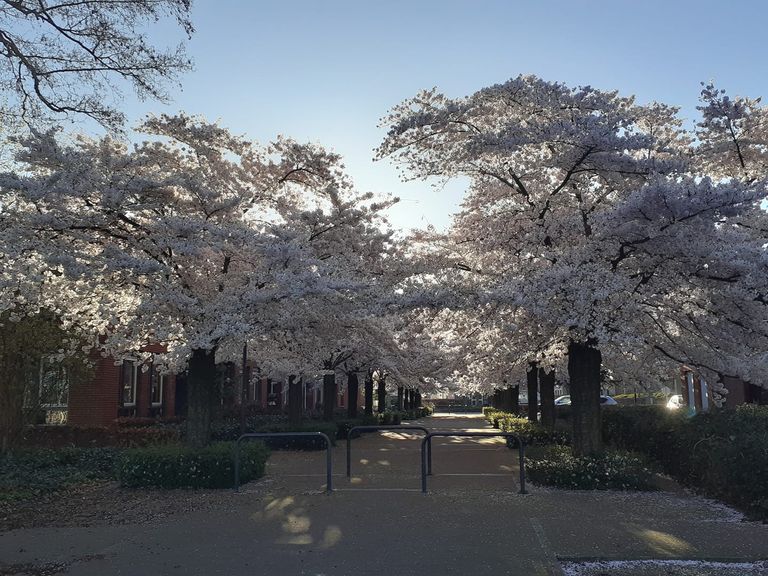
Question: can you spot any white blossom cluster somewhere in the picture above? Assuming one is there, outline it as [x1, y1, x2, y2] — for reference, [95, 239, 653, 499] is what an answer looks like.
[378, 75, 768, 398]
[1, 114, 423, 387]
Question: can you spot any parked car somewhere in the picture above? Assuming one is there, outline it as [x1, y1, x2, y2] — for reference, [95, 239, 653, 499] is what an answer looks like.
[553, 395, 618, 406]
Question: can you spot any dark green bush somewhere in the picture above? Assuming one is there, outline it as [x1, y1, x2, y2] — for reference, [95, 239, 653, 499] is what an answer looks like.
[485, 410, 570, 447]
[483, 408, 499, 426]
[0, 447, 119, 498]
[116, 442, 268, 489]
[210, 416, 336, 450]
[526, 445, 656, 491]
[378, 412, 400, 425]
[22, 424, 180, 448]
[250, 422, 338, 450]
[603, 405, 768, 520]
[209, 415, 287, 441]
[334, 416, 379, 439]
[498, 414, 570, 447]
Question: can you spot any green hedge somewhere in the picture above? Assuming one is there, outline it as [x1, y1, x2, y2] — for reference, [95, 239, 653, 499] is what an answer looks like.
[211, 418, 337, 449]
[603, 405, 768, 520]
[526, 445, 656, 490]
[250, 422, 338, 450]
[334, 416, 379, 439]
[499, 415, 570, 447]
[117, 442, 269, 489]
[22, 424, 180, 448]
[1, 447, 119, 498]
[210, 411, 432, 448]
[484, 409, 570, 447]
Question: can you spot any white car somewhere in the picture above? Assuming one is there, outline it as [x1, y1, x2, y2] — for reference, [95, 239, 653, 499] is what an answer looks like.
[666, 394, 684, 410]
[554, 395, 618, 406]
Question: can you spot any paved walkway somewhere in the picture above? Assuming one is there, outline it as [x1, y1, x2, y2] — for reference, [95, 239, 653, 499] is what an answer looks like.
[1, 414, 766, 575]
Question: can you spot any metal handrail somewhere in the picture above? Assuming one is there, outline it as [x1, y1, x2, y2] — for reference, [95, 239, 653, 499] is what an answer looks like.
[346, 425, 431, 478]
[234, 432, 333, 492]
[420, 432, 527, 494]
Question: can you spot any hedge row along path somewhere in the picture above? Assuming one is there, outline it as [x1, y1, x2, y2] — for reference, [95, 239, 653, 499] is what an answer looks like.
[1, 414, 767, 576]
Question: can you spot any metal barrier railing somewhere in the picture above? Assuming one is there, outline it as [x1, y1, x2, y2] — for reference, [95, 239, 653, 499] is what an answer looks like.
[420, 432, 527, 494]
[346, 425, 431, 478]
[234, 432, 333, 492]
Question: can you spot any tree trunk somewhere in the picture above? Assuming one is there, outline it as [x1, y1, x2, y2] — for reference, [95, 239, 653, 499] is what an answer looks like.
[527, 363, 539, 422]
[239, 344, 249, 436]
[492, 389, 501, 409]
[186, 348, 217, 448]
[346, 372, 359, 419]
[0, 354, 25, 454]
[397, 386, 404, 411]
[539, 367, 555, 431]
[510, 385, 520, 415]
[568, 340, 603, 456]
[377, 376, 386, 413]
[288, 375, 302, 426]
[364, 371, 374, 416]
[501, 385, 519, 414]
[323, 372, 336, 421]
[415, 391, 421, 408]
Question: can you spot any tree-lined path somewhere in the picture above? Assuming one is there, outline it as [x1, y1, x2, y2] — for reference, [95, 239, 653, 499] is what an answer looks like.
[2, 415, 766, 576]
[267, 413, 520, 492]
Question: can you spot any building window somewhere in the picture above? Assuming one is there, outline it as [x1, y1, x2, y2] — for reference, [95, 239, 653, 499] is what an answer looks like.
[121, 360, 137, 406]
[267, 379, 278, 407]
[150, 372, 164, 406]
[39, 359, 69, 408]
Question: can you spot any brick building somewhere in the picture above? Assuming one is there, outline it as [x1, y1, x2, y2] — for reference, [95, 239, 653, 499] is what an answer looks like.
[40, 352, 358, 427]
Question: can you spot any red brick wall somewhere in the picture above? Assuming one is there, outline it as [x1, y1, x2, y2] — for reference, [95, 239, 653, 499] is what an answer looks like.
[164, 374, 176, 418]
[137, 367, 150, 417]
[67, 354, 178, 427]
[68, 355, 120, 427]
[260, 377, 269, 408]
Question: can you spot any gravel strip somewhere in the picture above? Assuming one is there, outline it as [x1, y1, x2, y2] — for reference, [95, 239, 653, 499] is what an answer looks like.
[562, 559, 768, 576]
[0, 478, 279, 532]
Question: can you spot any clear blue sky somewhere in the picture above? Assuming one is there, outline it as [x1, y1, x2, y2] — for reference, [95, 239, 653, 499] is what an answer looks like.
[119, 0, 768, 232]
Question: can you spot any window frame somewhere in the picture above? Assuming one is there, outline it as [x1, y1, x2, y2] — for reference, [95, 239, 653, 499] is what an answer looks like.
[121, 360, 138, 407]
[39, 358, 69, 409]
[150, 372, 164, 407]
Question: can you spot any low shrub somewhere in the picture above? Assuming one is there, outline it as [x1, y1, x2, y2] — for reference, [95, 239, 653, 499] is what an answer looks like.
[116, 442, 269, 489]
[209, 415, 287, 441]
[0, 447, 119, 498]
[526, 445, 656, 491]
[115, 426, 180, 446]
[114, 417, 162, 428]
[334, 416, 379, 439]
[603, 405, 768, 520]
[209, 415, 336, 449]
[21, 424, 180, 448]
[378, 411, 402, 425]
[483, 408, 502, 426]
[250, 422, 338, 450]
[485, 410, 570, 447]
[498, 414, 570, 447]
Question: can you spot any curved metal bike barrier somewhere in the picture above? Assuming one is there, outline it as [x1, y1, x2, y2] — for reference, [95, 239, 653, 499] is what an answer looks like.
[420, 432, 527, 494]
[234, 432, 333, 492]
[346, 425, 431, 478]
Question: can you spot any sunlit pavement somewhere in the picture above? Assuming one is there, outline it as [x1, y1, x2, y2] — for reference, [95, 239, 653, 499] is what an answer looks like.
[1, 414, 766, 575]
